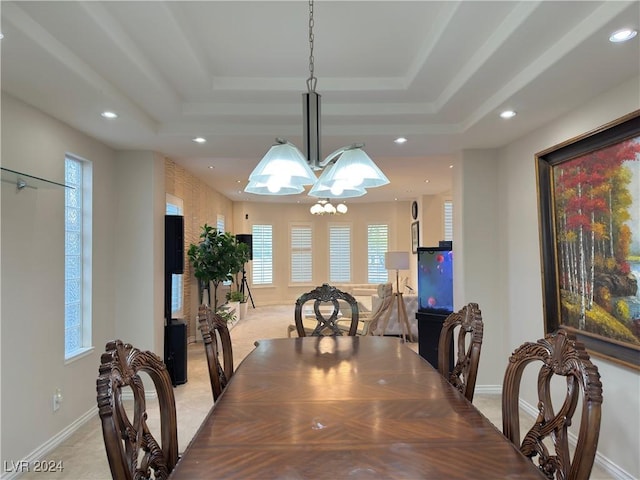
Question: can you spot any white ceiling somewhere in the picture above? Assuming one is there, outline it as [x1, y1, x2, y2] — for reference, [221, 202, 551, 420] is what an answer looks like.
[2, 1, 639, 204]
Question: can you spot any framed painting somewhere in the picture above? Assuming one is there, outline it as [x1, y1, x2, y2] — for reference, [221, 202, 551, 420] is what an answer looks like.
[411, 221, 419, 254]
[536, 110, 640, 369]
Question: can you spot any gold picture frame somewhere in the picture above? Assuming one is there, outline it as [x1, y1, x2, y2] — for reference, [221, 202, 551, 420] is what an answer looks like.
[536, 110, 640, 370]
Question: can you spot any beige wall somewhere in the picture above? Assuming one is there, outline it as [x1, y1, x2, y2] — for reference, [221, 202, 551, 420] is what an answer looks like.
[1, 93, 118, 464]
[232, 200, 414, 306]
[1, 93, 167, 466]
[165, 159, 235, 338]
[496, 76, 640, 477]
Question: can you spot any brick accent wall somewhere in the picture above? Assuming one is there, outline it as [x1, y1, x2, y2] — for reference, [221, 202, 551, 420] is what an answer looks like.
[164, 158, 234, 338]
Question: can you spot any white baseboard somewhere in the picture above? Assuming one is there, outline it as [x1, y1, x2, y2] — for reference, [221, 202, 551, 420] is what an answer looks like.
[475, 384, 501, 395]
[120, 389, 157, 401]
[0, 407, 96, 480]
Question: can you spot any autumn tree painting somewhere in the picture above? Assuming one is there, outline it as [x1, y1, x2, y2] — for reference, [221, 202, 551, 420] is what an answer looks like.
[553, 135, 640, 348]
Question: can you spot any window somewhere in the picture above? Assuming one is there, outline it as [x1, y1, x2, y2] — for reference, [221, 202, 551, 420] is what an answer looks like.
[65, 155, 92, 359]
[166, 194, 183, 317]
[444, 200, 453, 241]
[329, 224, 351, 282]
[291, 225, 312, 283]
[252, 225, 273, 285]
[368, 224, 389, 283]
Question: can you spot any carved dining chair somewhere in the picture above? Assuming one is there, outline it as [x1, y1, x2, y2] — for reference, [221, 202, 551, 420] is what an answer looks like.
[338, 282, 394, 336]
[291, 283, 359, 336]
[502, 329, 603, 480]
[96, 339, 179, 480]
[198, 303, 234, 401]
[437, 302, 484, 402]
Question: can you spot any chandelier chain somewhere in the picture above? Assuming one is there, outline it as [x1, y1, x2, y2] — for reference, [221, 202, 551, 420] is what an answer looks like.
[306, 0, 317, 92]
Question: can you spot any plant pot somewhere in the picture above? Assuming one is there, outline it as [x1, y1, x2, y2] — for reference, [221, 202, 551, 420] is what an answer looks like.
[239, 301, 248, 320]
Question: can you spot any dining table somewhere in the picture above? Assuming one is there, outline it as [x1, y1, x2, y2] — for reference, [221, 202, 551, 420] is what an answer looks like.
[169, 336, 544, 479]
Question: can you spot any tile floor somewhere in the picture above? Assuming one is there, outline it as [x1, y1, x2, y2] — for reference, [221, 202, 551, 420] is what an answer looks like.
[19, 304, 614, 479]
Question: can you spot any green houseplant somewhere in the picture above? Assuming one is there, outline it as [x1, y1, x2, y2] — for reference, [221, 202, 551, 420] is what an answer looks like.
[226, 290, 246, 303]
[188, 224, 247, 311]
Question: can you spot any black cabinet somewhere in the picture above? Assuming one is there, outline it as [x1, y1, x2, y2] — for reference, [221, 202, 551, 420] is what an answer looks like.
[164, 320, 187, 386]
[416, 312, 452, 370]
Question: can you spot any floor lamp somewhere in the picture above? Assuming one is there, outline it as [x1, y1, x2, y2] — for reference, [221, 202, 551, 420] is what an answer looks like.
[384, 251, 414, 342]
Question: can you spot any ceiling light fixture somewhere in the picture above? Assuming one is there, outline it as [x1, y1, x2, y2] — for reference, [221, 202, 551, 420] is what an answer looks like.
[101, 111, 118, 119]
[609, 28, 637, 43]
[193, 137, 207, 143]
[245, 0, 389, 199]
[500, 110, 517, 119]
[394, 137, 407, 144]
[310, 199, 348, 215]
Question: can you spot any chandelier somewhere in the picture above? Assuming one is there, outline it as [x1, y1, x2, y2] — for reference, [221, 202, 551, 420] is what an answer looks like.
[245, 0, 389, 199]
[310, 199, 347, 215]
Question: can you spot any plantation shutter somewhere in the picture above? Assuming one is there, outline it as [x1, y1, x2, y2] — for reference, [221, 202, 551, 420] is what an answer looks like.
[368, 224, 389, 283]
[252, 224, 273, 285]
[329, 224, 351, 283]
[291, 225, 312, 283]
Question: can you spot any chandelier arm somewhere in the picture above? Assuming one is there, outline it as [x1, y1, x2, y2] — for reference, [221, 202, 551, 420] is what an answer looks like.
[318, 143, 366, 167]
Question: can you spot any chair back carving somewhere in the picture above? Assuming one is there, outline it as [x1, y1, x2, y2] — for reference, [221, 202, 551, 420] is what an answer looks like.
[295, 283, 359, 336]
[437, 302, 484, 402]
[198, 304, 234, 401]
[502, 330, 603, 480]
[96, 340, 178, 480]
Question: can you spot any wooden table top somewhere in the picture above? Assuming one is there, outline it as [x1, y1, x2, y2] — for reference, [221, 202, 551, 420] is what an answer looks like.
[170, 336, 543, 480]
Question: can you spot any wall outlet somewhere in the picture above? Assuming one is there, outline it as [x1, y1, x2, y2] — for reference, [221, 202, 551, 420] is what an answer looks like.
[52, 388, 63, 412]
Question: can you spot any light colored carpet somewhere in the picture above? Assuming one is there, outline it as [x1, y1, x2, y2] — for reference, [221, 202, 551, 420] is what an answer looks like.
[19, 304, 613, 479]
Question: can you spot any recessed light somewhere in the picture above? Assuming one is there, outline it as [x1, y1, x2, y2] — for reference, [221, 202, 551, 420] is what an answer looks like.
[500, 110, 517, 119]
[208, 165, 214, 169]
[0, 33, 4, 40]
[193, 137, 206, 144]
[424, 179, 430, 183]
[609, 28, 637, 43]
[101, 111, 118, 119]
[449, 165, 453, 169]
[394, 137, 407, 144]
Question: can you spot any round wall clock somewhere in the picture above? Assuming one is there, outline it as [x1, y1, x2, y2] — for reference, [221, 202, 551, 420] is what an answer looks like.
[411, 201, 418, 220]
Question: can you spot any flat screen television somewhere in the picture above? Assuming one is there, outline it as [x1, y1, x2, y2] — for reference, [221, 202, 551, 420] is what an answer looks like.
[417, 247, 453, 315]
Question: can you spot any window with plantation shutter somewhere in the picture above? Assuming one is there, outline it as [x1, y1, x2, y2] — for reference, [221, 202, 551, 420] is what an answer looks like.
[291, 225, 312, 283]
[329, 224, 351, 283]
[444, 200, 453, 241]
[368, 224, 389, 283]
[252, 224, 273, 285]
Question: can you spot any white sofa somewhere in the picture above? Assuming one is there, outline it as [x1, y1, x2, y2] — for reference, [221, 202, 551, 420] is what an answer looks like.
[331, 282, 418, 339]
[331, 283, 379, 311]
[371, 293, 419, 339]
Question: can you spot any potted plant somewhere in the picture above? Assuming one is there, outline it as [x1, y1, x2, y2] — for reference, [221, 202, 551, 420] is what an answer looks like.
[188, 224, 242, 312]
[226, 289, 248, 320]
